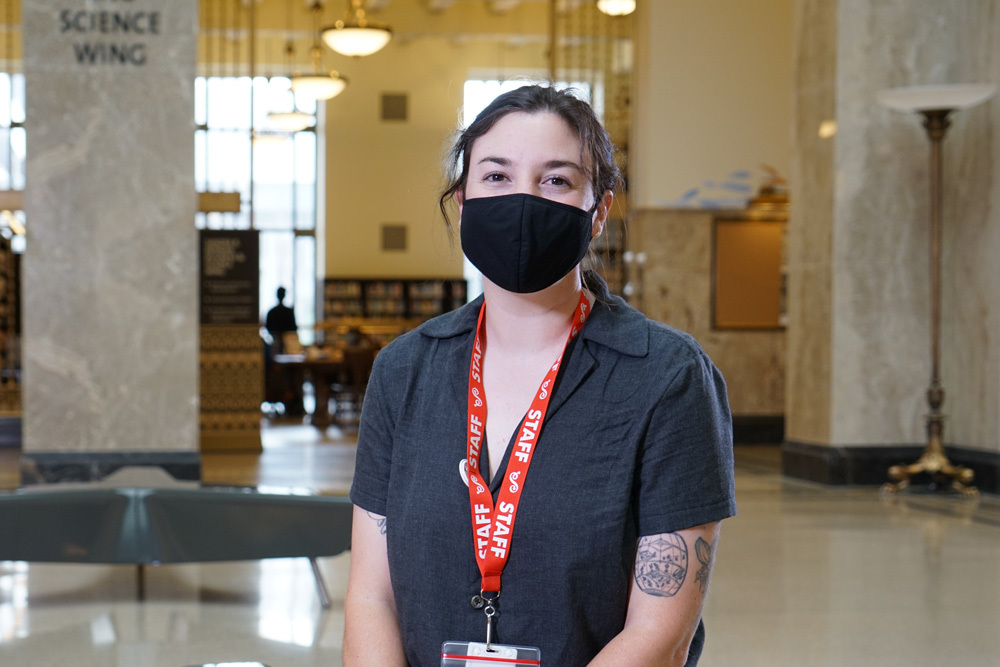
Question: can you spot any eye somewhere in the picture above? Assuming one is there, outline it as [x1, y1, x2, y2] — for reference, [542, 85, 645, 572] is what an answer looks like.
[484, 172, 508, 183]
[545, 175, 572, 187]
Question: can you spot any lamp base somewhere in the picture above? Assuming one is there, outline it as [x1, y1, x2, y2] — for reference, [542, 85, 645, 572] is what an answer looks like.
[882, 430, 977, 497]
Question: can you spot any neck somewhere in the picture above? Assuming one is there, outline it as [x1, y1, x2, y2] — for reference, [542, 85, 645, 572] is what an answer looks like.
[481, 269, 588, 353]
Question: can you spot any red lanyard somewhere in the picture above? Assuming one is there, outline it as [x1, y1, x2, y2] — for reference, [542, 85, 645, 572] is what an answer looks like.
[466, 292, 589, 593]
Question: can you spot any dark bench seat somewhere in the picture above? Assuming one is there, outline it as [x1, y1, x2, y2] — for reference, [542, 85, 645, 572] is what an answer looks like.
[0, 485, 354, 606]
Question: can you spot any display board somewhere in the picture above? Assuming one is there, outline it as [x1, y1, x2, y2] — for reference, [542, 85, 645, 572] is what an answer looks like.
[199, 230, 259, 326]
[712, 218, 785, 329]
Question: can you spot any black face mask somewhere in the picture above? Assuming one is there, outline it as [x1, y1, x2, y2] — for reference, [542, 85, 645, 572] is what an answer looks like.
[460, 193, 595, 294]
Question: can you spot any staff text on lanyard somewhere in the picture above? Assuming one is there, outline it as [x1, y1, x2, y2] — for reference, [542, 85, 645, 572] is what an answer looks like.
[465, 292, 589, 594]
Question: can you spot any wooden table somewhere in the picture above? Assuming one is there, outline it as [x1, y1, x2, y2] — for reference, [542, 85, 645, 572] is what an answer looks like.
[273, 348, 375, 430]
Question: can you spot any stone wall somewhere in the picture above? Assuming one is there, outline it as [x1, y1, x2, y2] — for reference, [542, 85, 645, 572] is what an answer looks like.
[784, 0, 999, 487]
[630, 208, 786, 418]
[21, 0, 199, 480]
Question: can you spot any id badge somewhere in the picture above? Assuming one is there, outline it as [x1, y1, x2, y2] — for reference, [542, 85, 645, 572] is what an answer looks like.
[441, 640, 541, 666]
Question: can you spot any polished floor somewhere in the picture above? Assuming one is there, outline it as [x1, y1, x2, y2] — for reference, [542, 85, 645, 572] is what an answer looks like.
[1, 426, 999, 666]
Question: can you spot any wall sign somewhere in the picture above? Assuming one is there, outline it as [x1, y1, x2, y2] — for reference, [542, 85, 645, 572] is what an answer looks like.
[56, 0, 163, 66]
[200, 230, 260, 326]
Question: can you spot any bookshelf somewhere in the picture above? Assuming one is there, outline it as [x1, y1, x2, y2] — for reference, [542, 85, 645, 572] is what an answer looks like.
[323, 278, 467, 321]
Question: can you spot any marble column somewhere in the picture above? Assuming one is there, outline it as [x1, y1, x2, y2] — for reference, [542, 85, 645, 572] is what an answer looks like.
[783, 0, 1000, 489]
[20, 0, 199, 483]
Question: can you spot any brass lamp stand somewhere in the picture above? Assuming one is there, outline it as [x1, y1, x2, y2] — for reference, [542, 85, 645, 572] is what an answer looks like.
[877, 84, 996, 496]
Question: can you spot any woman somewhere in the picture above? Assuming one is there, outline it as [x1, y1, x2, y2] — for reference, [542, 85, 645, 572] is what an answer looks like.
[345, 85, 736, 666]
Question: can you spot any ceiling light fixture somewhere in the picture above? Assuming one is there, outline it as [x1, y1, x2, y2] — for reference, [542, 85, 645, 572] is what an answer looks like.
[322, 0, 392, 57]
[292, 2, 349, 101]
[267, 2, 318, 133]
[596, 0, 636, 16]
[267, 111, 315, 133]
[291, 68, 348, 100]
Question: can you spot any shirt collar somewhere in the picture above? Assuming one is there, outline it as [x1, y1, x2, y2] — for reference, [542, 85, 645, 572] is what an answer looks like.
[418, 271, 649, 358]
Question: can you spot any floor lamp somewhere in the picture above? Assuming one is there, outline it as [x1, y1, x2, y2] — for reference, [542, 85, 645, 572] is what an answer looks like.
[877, 83, 996, 496]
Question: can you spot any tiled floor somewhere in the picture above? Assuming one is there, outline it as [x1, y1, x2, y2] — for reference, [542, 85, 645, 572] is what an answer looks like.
[2, 429, 999, 666]
[202, 422, 357, 494]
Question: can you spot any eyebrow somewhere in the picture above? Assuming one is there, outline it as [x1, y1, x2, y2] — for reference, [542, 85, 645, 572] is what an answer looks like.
[476, 156, 585, 173]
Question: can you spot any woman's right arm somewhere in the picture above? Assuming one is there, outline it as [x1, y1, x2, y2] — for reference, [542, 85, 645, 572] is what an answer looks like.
[344, 505, 407, 666]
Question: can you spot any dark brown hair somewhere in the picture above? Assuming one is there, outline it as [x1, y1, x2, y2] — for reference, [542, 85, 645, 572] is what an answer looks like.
[438, 84, 621, 229]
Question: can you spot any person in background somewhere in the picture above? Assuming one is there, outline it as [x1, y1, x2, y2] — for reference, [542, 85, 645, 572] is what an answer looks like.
[265, 286, 298, 355]
[264, 286, 302, 416]
[344, 84, 736, 666]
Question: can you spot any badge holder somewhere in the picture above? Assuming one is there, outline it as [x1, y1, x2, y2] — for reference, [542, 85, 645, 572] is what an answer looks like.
[441, 641, 540, 666]
[441, 593, 540, 666]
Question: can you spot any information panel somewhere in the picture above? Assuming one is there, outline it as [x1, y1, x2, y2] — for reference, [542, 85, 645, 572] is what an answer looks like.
[199, 230, 260, 326]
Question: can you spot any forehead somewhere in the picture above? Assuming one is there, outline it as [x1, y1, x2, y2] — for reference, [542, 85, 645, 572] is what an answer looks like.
[469, 111, 585, 164]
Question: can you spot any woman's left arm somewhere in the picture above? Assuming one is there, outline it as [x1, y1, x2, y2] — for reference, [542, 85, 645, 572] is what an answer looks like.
[589, 521, 721, 667]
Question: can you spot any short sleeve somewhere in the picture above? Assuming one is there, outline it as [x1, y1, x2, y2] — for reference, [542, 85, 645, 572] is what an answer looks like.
[349, 351, 397, 516]
[636, 344, 737, 536]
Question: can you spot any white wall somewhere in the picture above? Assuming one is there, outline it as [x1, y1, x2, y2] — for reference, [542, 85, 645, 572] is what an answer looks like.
[323, 38, 550, 278]
[632, 0, 795, 209]
[322, 0, 798, 274]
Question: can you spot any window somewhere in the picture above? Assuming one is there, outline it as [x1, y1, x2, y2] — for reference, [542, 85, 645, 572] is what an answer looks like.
[0, 72, 25, 253]
[195, 76, 319, 341]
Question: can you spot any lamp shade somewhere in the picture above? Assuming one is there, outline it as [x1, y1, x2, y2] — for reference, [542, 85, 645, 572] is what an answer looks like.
[877, 84, 996, 113]
[597, 0, 636, 16]
[267, 111, 315, 133]
[291, 72, 348, 101]
[322, 23, 392, 57]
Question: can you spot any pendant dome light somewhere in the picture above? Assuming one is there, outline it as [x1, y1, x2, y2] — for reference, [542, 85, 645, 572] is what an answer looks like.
[267, 111, 315, 133]
[322, 0, 392, 58]
[291, 2, 349, 101]
[291, 64, 348, 100]
[267, 1, 316, 133]
[596, 0, 636, 16]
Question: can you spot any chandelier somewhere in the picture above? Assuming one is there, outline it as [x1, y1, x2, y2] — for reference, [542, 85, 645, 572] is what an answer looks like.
[292, 2, 349, 100]
[322, 0, 392, 57]
[596, 0, 636, 16]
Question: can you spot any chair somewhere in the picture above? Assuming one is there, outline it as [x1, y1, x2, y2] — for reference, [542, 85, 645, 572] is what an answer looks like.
[330, 347, 377, 428]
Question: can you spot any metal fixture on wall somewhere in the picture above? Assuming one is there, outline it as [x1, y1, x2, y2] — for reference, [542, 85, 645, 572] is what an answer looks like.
[621, 250, 646, 312]
[878, 83, 997, 496]
[322, 0, 392, 58]
[292, 1, 349, 101]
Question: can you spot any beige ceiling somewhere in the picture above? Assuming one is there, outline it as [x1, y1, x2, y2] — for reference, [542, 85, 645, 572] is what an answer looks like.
[229, 0, 597, 42]
[202, 0, 621, 72]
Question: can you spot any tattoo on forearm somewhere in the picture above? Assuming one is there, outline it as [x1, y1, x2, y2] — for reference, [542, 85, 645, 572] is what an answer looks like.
[634, 533, 688, 597]
[694, 537, 715, 594]
[366, 511, 387, 536]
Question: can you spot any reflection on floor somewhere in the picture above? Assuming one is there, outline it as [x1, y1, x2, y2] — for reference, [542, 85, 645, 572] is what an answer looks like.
[2, 430, 1000, 666]
[202, 421, 357, 494]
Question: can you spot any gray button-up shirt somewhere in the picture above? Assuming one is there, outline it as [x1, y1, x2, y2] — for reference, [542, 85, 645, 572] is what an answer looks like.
[351, 273, 736, 666]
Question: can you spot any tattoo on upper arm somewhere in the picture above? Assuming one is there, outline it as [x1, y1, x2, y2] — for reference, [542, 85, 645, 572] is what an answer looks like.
[694, 537, 715, 594]
[366, 511, 387, 536]
[634, 533, 689, 597]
